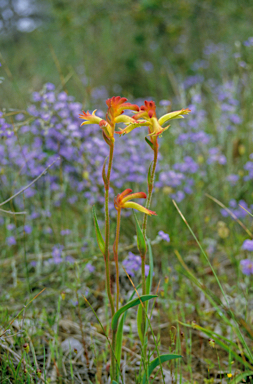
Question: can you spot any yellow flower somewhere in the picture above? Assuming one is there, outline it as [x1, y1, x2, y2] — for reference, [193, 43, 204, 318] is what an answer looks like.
[79, 96, 139, 143]
[114, 188, 156, 215]
[116, 100, 190, 144]
[23, 343, 30, 353]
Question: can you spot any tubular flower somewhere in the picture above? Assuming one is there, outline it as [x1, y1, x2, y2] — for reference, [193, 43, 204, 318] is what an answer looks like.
[116, 100, 190, 142]
[106, 96, 139, 126]
[79, 109, 102, 125]
[79, 96, 139, 143]
[114, 188, 156, 215]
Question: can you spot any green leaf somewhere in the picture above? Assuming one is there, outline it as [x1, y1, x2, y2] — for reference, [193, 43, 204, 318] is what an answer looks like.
[146, 239, 153, 295]
[145, 137, 154, 150]
[142, 354, 182, 384]
[115, 284, 141, 381]
[137, 301, 144, 344]
[112, 381, 118, 384]
[102, 156, 108, 187]
[147, 161, 153, 186]
[92, 206, 105, 255]
[230, 371, 253, 384]
[102, 131, 112, 146]
[111, 295, 157, 331]
[133, 211, 146, 257]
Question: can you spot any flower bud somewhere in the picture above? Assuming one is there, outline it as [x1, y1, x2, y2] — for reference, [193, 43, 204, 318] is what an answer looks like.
[23, 343, 29, 353]
[37, 369, 42, 378]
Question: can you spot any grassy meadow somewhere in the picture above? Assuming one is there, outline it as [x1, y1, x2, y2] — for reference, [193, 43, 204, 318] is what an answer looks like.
[1, 1, 253, 383]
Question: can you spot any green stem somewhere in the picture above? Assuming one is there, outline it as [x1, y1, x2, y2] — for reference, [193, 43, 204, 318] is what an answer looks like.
[113, 208, 121, 312]
[104, 143, 115, 317]
[142, 142, 158, 239]
[141, 140, 159, 357]
[111, 329, 117, 379]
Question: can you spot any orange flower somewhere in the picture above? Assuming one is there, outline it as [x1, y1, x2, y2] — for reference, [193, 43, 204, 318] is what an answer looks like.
[79, 97, 139, 142]
[116, 100, 190, 142]
[106, 96, 139, 125]
[114, 189, 156, 215]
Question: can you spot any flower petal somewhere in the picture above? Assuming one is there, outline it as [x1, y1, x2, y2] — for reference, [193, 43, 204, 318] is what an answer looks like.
[79, 109, 102, 125]
[121, 192, 147, 203]
[158, 109, 191, 126]
[116, 121, 150, 135]
[123, 202, 157, 215]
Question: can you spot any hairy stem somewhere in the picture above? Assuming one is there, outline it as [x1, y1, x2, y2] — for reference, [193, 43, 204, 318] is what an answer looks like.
[104, 143, 115, 317]
[113, 208, 121, 312]
[141, 140, 159, 355]
[141, 143, 158, 292]
[142, 142, 158, 239]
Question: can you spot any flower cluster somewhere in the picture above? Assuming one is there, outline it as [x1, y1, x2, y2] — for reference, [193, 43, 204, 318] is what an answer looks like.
[122, 252, 150, 277]
[220, 200, 252, 220]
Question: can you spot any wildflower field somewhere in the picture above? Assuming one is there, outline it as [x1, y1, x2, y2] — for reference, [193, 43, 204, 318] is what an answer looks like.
[1, 1, 253, 383]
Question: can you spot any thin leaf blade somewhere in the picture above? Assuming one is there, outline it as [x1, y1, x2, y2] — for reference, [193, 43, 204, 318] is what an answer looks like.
[115, 284, 142, 380]
[142, 354, 182, 384]
[92, 206, 105, 255]
[133, 211, 146, 257]
[111, 295, 157, 331]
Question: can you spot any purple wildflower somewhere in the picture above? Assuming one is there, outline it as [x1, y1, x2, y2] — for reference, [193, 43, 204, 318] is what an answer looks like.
[145, 265, 150, 277]
[143, 62, 154, 72]
[242, 240, 253, 252]
[6, 236, 16, 246]
[122, 252, 141, 277]
[52, 245, 64, 258]
[7, 224, 15, 231]
[65, 255, 75, 264]
[30, 261, 37, 267]
[240, 259, 253, 275]
[244, 37, 253, 47]
[226, 174, 239, 186]
[158, 231, 170, 243]
[86, 263, 95, 273]
[24, 225, 32, 234]
[61, 229, 71, 236]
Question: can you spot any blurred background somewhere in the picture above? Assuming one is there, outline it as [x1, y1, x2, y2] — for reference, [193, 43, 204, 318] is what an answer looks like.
[1, 0, 253, 108]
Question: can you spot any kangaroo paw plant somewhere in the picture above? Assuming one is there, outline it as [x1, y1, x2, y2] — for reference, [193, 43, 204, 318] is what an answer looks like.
[79, 97, 190, 382]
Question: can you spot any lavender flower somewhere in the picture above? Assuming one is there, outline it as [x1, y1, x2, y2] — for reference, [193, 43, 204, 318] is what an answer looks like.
[226, 174, 239, 186]
[244, 37, 253, 47]
[122, 252, 141, 277]
[61, 229, 71, 236]
[6, 236, 16, 246]
[86, 263, 95, 273]
[65, 255, 75, 264]
[240, 259, 253, 275]
[7, 224, 15, 231]
[158, 231, 170, 242]
[24, 225, 32, 234]
[242, 240, 253, 252]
